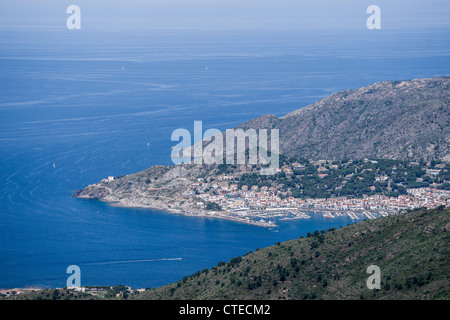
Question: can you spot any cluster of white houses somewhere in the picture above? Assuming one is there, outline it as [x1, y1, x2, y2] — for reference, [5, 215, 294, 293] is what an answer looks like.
[193, 184, 450, 214]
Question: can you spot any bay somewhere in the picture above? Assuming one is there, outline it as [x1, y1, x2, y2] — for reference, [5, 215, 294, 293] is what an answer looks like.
[0, 27, 449, 289]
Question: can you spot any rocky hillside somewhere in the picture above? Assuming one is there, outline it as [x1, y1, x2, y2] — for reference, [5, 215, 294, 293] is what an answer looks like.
[72, 164, 213, 213]
[133, 207, 450, 300]
[71, 162, 268, 225]
[237, 76, 450, 162]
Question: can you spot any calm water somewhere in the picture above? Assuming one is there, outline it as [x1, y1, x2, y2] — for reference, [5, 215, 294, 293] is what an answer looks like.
[0, 27, 449, 289]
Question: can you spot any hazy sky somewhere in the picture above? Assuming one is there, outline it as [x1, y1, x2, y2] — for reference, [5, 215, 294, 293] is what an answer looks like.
[0, 0, 450, 30]
[1, 0, 450, 31]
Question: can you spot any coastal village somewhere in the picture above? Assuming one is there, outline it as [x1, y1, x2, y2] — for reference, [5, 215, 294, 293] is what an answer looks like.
[182, 159, 450, 224]
[82, 158, 450, 228]
[194, 184, 449, 222]
[0, 285, 145, 300]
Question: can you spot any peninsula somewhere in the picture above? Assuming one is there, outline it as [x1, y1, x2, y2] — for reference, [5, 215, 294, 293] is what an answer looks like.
[73, 157, 450, 227]
[73, 77, 450, 226]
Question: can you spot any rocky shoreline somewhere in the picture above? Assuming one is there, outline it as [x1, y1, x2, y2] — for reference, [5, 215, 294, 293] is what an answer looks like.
[73, 190, 277, 228]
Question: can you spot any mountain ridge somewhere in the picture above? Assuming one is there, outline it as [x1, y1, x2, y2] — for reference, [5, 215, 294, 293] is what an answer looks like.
[237, 76, 450, 162]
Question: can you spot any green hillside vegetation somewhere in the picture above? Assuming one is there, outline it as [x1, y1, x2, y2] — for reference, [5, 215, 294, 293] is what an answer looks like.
[134, 207, 450, 300]
[1, 288, 98, 300]
[235, 156, 449, 199]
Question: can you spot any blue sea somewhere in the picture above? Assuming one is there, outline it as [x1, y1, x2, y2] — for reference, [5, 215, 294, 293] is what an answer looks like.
[0, 26, 449, 289]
